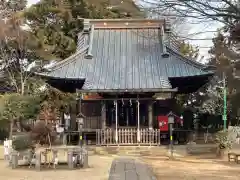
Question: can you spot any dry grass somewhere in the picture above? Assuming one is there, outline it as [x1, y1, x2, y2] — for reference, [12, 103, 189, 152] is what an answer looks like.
[143, 155, 240, 180]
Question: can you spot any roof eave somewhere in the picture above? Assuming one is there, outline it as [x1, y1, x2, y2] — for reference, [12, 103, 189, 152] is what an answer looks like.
[77, 88, 178, 93]
[168, 72, 215, 79]
[35, 73, 85, 81]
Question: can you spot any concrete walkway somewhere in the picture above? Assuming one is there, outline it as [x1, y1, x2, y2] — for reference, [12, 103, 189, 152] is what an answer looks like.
[108, 157, 157, 180]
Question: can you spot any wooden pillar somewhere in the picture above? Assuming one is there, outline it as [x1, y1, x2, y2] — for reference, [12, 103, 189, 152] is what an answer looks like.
[63, 133, 67, 145]
[148, 101, 153, 130]
[126, 104, 129, 126]
[101, 102, 106, 129]
[115, 100, 118, 143]
[137, 100, 140, 143]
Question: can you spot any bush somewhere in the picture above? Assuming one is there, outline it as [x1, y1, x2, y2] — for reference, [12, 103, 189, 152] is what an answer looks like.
[12, 134, 33, 151]
[0, 129, 8, 141]
[215, 130, 233, 149]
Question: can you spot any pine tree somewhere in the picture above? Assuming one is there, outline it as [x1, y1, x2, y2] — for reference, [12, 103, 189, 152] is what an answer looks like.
[24, 0, 142, 60]
[0, 0, 27, 19]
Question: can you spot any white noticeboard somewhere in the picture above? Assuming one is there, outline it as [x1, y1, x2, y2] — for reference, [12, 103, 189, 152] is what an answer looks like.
[56, 125, 64, 133]
[3, 139, 12, 157]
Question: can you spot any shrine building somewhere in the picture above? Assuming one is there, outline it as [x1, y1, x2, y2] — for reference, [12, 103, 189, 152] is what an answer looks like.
[38, 19, 214, 145]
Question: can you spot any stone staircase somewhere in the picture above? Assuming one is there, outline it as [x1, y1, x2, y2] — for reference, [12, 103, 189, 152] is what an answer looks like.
[87, 146, 176, 157]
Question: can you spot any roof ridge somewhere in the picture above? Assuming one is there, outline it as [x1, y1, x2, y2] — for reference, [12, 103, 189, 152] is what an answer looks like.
[85, 18, 165, 29]
[167, 46, 208, 70]
[86, 19, 165, 22]
[49, 46, 88, 72]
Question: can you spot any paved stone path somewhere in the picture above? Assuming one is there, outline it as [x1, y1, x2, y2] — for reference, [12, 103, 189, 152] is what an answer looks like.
[108, 157, 157, 180]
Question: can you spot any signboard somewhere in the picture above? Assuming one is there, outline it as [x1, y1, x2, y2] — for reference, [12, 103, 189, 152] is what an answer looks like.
[82, 93, 103, 100]
[153, 93, 172, 100]
[157, 116, 168, 131]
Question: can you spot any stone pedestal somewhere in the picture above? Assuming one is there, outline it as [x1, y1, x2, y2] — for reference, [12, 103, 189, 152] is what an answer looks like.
[63, 134, 67, 145]
[11, 151, 18, 169]
[79, 148, 88, 168]
[83, 150, 88, 168]
[67, 150, 74, 169]
[67, 148, 89, 169]
[35, 152, 41, 171]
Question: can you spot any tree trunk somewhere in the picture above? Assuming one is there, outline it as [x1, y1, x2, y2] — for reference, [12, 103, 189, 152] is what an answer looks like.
[20, 81, 25, 95]
[19, 119, 32, 132]
[9, 119, 14, 140]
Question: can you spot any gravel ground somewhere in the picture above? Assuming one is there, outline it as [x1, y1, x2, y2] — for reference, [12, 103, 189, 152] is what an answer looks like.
[2, 145, 240, 180]
[143, 156, 240, 180]
[0, 146, 113, 180]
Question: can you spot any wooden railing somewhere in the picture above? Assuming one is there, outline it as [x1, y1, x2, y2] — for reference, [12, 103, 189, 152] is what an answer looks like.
[96, 128, 161, 146]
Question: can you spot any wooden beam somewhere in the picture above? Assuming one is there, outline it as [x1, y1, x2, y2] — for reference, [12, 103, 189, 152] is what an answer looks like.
[80, 97, 174, 101]
[101, 102, 106, 129]
[115, 100, 118, 143]
[137, 99, 140, 143]
[148, 101, 153, 130]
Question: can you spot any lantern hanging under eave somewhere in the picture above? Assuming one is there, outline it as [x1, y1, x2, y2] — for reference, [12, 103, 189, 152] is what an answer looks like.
[167, 112, 175, 124]
[76, 113, 85, 125]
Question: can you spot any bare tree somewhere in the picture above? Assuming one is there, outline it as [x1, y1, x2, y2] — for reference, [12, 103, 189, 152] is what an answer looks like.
[141, 0, 240, 26]
[139, 0, 240, 51]
[0, 0, 50, 95]
[0, 17, 41, 95]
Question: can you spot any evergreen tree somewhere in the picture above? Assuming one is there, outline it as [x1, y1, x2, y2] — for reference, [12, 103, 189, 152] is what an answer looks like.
[201, 32, 240, 121]
[0, 0, 27, 18]
[175, 42, 203, 113]
[0, 1, 54, 138]
[24, 0, 142, 60]
[179, 41, 199, 60]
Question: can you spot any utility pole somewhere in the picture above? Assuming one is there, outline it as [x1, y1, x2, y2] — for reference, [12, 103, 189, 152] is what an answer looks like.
[223, 72, 227, 131]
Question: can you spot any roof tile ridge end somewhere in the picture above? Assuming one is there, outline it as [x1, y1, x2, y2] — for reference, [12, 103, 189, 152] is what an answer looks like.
[49, 46, 89, 72]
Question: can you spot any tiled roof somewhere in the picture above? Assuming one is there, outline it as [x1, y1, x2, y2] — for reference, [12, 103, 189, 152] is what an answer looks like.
[42, 19, 213, 92]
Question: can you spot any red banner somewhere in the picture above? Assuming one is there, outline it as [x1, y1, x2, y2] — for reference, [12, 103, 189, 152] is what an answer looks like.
[157, 116, 169, 131]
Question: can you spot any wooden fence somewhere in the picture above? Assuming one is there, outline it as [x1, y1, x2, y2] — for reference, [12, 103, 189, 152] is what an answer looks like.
[96, 128, 161, 146]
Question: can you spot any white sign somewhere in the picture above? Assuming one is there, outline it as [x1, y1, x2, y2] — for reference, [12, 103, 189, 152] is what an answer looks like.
[159, 121, 167, 127]
[3, 139, 12, 160]
[64, 114, 71, 120]
[154, 93, 172, 100]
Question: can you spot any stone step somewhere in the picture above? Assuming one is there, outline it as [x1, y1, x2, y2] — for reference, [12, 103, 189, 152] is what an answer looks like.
[87, 146, 169, 157]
